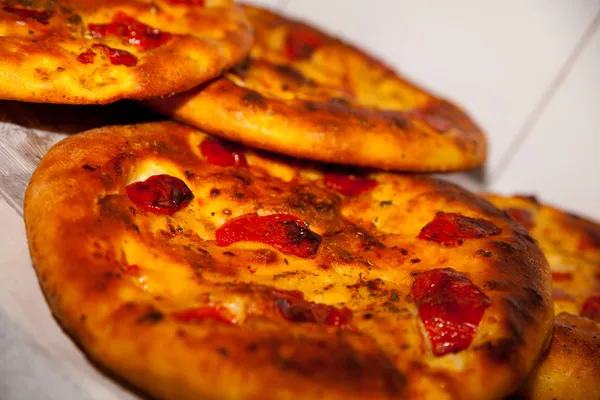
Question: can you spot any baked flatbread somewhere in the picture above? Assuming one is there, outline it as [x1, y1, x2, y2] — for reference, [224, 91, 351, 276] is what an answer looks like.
[25, 122, 552, 399]
[148, 5, 486, 172]
[485, 194, 600, 400]
[0, 0, 252, 104]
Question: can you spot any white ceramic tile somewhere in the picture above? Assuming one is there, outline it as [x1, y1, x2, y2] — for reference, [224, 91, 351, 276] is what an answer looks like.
[281, 0, 600, 173]
[491, 28, 600, 221]
[243, 0, 284, 9]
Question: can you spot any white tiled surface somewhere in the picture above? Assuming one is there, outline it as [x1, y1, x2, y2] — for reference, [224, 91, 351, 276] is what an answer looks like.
[247, 0, 600, 220]
[493, 27, 600, 220]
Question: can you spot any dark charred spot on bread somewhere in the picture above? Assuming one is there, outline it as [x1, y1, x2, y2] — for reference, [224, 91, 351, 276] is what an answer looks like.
[474, 249, 494, 258]
[328, 97, 351, 108]
[389, 291, 400, 302]
[522, 286, 545, 308]
[475, 336, 521, 364]
[98, 195, 137, 231]
[231, 171, 253, 185]
[231, 57, 252, 78]
[272, 271, 300, 280]
[504, 295, 536, 327]
[304, 101, 318, 112]
[217, 347, 229, 357]
[380, 111, 409, 130]
[241, 90, 266, 108]
[274, 64, 309, 84]
[347, 278, 385, 294]
[250, 249, 279, 265]
[136, 309, 164, 324]
[82, 164, 96, 171]
[4, 6, 54, 24]
[324, 226, 385, 256]
[252, 334, 407, 396]
[287, 184, 341, 224]
[351, 227, 385, 250]
[246, 343, 259, 353]
[210, 188, 221, 197]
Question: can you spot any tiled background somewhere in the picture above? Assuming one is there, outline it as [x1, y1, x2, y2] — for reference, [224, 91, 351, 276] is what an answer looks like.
[249, 0, 600, 220]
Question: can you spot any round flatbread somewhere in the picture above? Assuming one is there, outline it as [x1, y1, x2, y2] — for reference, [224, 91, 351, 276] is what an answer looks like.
[485, 194, 600, 400]
[0, 0, 252, 104]
[25, 121, 551, 400]
[147, 5, 486, 172]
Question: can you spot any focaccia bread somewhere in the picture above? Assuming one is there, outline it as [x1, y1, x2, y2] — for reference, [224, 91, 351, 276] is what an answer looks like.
[0, 0, 252, 104]
[148, 5, 486, 172]
[25, 122, 552, 400]
[485, 194, 600, 400]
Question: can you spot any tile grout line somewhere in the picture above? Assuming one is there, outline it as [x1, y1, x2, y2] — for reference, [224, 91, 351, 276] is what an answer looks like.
[488, 9, 600, 185]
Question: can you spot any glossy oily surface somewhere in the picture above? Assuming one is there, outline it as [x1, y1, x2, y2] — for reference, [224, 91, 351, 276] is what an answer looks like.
[24, 122, 552, 400]
[485, 194, 600, 400]
[147, 5, 486, 172]
[0, 0, 252, 103]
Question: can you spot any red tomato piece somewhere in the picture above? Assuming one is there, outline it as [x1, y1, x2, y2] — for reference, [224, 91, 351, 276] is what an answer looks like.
[199, 137, 248, 168]
[89, 12, 172, 51]
[76, 48, 96, 64]
[418, 212, 502, 247]
[551, 272, 573, 281]
[323, 173, 378, 196]
[125, 174, 194, 215]
[215, 214, 321, 258]
[581, 295, 600, 322]
[505, 207, 535, 230]
[3, 6, 53, 24]
[91, 44, 137, 66]
[284, 28, 323, 60]
[173, 306, 235, 324]
[271, 289, 305, 300]
[411, 268, 491, 356]
[274, 290, 353, 329]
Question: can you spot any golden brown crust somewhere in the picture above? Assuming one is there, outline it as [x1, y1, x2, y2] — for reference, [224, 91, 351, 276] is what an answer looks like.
[484, 194, 600, 400]
[147, 5, 486, 172]
[25, 122, 551, 400]
[0, 0, 252, 104]
[484, 194, 600, 315]
[519, 313, 600, 400]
